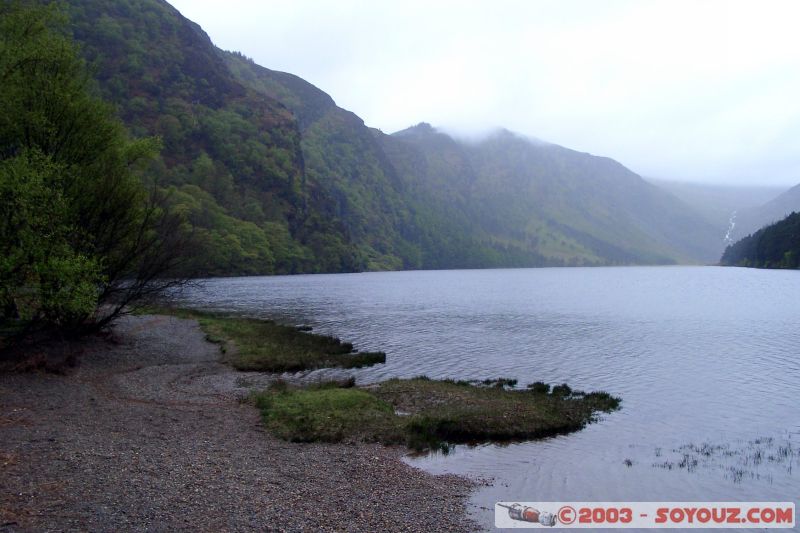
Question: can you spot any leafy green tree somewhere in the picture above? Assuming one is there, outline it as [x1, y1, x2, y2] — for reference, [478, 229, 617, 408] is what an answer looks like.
[0, 151, 102, 326]
[0, 1, 192, 334]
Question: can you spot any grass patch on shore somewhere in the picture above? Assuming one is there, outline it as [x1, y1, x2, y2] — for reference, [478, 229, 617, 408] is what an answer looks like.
[253, 377, 620, 451]
[254, 384, 404, 444]
[145, 307, 386, 372]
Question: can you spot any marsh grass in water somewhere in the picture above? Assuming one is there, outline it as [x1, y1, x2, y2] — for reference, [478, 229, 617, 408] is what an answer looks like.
[143, 307, 385, 372]
[253, 377, 620, 451]
[648, 436, 797, 484]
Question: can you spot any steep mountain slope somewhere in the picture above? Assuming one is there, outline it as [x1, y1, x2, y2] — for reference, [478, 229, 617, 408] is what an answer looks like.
[62, 0, 725, 273]
[721, 211, 800, 268]
[383, 126, 725, 264]
[226, 46, 726, 267]
[66, 0, 362, 274]
[226, 51, 716, 268]
[471, 130, 725, 263]
[380, 124, 555, 267]
[225, 51, 424, 270]
[224, 53, 554, 268]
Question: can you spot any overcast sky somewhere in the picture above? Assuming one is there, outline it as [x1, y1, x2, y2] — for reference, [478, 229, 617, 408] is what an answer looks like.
[169, 0, 800, 186]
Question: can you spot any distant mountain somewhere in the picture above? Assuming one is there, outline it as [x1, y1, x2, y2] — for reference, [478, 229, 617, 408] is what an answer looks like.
[730, 183, 800, 242]
[721, 211, 800, 269]
[61, 0, 726, 274]
[648, 179, 787, 235]
[384, 125, 725, 265]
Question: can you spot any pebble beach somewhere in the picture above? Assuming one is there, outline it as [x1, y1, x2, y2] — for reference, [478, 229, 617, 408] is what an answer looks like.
[0, 315, 479, 532]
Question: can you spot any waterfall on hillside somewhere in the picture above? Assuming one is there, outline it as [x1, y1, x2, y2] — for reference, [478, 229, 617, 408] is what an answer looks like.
[724, 211, 737, 244]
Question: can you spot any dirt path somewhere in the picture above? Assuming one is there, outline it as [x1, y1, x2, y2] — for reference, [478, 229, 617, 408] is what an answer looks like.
[0, 315, 478, 532]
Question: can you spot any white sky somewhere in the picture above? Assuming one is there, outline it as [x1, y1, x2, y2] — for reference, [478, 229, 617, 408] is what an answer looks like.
[169, 0, 800, 186]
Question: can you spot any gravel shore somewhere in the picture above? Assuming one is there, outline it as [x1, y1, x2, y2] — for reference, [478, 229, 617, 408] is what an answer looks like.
[0, 315, 479, 532]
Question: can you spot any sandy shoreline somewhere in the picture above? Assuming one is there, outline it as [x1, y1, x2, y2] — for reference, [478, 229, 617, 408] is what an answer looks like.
[0, 315, 479, 532]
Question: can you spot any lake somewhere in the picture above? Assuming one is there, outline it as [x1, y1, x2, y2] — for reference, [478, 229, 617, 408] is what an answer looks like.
[171, 266, 800, 531]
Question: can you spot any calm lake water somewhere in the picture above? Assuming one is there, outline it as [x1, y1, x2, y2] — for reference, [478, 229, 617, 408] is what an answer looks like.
[172, 266, 800, 531]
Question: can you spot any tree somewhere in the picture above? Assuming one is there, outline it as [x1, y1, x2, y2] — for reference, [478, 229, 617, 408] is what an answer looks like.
[0, 1, 194, 336]
[0, 151, 102, 327]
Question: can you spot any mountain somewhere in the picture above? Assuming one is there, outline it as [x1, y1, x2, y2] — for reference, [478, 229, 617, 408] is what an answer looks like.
[61, 0, 725, 273]
[66, 0, 364, 275]
[383, 126, 724, 264]
[721, 211, 800, 268]
[730, 183, 800, 242]
[224, 49, 728, 268]
[224, 51, 421, 270]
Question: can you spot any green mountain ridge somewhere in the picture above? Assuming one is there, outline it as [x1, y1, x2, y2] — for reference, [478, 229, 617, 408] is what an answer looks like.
[60, 0, 724, 274]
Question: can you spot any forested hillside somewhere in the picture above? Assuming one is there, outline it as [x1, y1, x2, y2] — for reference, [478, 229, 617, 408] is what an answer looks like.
[59, 0, 725, 274]
[225, 53, 727, 267]
[720, 212, 800, 269]
[384, 125, 725, 264]
[224, 51, 421, 270]
[224, 54, 555, 268]
[67, 0, 362, 275]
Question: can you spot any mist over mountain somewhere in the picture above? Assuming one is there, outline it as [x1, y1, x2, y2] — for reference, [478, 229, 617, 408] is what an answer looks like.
[730, 183, 800, 242]
[62, 0, 726, 274]
[384, 125, 724, 265]
[649, 180, 788, 233]
[650, 178, 800, 247]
